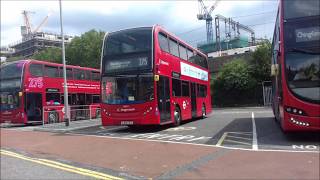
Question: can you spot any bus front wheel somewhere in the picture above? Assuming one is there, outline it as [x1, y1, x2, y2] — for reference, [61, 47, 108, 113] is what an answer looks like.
[174, 107, 181, 127]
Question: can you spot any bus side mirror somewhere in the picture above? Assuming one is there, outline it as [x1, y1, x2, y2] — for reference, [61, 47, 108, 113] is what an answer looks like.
[271, 64, 279, 76]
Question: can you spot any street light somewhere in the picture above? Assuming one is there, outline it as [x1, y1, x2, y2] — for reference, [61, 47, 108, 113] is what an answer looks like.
[59, 0, 70, 126]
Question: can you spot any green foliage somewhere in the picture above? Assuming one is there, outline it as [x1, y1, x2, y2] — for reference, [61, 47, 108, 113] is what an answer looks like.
[66, 29, 105, 68]
[212, 59, 261, 107]
[249, 41, 272, 83]
[31, 47, 62, 63]
[217, 59, 256, 92]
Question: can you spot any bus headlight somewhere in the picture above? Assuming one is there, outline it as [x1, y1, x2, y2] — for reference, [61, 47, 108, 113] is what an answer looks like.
[285, 106, 306, 116]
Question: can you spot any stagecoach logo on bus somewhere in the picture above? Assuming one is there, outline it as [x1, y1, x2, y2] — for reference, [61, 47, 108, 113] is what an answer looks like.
[28, 77, 43, 88]
[180, 62, 208, 81]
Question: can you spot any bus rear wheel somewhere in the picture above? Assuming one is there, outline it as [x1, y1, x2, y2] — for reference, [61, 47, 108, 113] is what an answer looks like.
[174, 107, 181, 127]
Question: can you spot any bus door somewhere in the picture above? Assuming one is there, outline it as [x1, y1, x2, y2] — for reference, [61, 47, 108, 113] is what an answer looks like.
[157, 76, 171, 122]
[25, 93, 42, 122]
[191, 83, 197, 117]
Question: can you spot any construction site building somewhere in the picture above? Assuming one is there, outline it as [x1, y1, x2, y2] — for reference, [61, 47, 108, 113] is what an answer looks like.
[9, 32, 73, 57]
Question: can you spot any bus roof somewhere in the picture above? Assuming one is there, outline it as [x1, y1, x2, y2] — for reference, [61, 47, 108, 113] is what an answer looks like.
[11, 59, 100, 72]
[105, 25, 207, 58]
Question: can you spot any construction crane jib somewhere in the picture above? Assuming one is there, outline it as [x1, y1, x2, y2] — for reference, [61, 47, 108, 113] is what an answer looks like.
[197, 0, 220, 43]
[21, 10, 52, 40]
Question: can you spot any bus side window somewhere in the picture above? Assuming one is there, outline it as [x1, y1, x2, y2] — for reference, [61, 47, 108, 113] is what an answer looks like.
[172, 78, 181, 97]
[74, 69, 85, 80]
[45, 66, 59, 78]
[46, 93, 60, 105]
[92, 72, 100, 81]
[29, 64, 44, 77]
[158, 32, 169, 53]
[197, 84, 207, 97]
[92, 94, 100, 103]
[188, 50, 196, 64]
[66, 68, 73, 79]
[182, 81, 190, 96]
[85, 70, 91, 80]
[169, 38, 179, 57]
[179, 44, 188, 60]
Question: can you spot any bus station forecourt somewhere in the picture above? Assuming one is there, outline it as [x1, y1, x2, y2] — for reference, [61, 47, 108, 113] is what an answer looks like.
[1, 0, 320, 179]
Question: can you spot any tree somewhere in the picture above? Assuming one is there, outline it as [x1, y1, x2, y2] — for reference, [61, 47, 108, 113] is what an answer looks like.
[212, 59, 258, 106]
[249, 41, 272, 83]
[66, 29, 105, 68]
[31, 47, 62, 63]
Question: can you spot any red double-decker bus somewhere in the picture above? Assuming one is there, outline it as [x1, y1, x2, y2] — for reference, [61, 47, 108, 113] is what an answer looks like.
[271, 0, 319, 131]
[100, 25, 211, 127]
[0, 60, 100, 125]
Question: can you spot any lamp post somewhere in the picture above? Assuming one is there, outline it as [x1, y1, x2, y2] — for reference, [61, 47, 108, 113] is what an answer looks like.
[59, 0, 69, 126]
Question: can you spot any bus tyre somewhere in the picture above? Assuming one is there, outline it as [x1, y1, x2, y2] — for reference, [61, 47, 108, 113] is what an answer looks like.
[174, 107, 181, 127]
[48, 111, 58, 124]
[201, 104, 206, 119]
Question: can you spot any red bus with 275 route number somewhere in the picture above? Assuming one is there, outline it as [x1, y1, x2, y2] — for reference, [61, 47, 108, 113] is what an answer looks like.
[0, 60, 100, 125]
[100, 25, 211, 127]
[271, 0, 320, 131]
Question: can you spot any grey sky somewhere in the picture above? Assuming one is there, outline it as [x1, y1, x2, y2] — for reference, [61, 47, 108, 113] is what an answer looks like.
[1, 0, 278, 47]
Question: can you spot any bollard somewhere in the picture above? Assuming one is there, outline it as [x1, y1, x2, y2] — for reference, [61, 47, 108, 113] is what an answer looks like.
[65, 118, 69, 126]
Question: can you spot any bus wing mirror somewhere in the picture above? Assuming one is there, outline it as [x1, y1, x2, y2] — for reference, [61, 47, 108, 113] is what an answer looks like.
[271, 64, 279, 76]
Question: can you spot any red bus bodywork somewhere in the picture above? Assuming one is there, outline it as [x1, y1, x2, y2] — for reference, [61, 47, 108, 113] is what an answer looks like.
[271, 0, 320, 131]
[100, 25, 211, 126]
[0, 60, 100, 124]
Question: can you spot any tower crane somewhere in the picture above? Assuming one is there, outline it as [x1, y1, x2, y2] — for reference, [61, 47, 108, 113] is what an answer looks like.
[197, 0, 220, 43]
[21, 10, 52, 40]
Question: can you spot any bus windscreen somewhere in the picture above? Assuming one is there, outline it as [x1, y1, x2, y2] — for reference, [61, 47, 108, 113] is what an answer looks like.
[284, 0, 319, 19]
[102, 27, 152, 74]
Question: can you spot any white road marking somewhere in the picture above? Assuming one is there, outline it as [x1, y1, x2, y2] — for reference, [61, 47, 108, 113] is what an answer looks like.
[252, 112, 258, 150]
[63, 132, 319, 153]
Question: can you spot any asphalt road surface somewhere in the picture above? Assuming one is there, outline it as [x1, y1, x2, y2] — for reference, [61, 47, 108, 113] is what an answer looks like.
[70, 107, 320, 152]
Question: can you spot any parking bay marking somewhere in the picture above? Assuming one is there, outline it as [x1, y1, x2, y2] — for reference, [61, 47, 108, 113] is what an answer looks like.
[128, 133, 211, 142]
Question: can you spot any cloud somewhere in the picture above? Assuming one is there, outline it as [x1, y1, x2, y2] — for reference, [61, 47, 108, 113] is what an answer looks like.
[1, 0, 278, 47]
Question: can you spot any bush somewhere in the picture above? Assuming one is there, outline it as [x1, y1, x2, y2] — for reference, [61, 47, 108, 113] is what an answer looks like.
[212, 59, 261, 107]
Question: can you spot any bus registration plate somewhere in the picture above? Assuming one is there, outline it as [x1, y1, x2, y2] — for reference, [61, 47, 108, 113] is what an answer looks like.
[121, 121, 133, 125]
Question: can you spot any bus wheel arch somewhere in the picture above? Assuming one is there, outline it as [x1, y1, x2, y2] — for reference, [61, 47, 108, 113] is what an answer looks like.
[173, 106, 181, 127]
[48, 111, 59, 124]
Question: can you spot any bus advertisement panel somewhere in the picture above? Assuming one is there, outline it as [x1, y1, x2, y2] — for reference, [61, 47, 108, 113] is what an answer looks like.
[100, 25, 211, 127]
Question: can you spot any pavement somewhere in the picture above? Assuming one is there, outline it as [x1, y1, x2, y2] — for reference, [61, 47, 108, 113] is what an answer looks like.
[1, 107, 319, 179]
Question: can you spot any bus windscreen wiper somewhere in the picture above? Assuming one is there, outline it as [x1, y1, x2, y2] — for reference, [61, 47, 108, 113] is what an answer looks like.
[290, 47, 320, 54]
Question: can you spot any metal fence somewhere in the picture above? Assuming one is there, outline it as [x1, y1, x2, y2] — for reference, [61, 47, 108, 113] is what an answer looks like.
[262, 81, 272, 106]
[42, 105, 100, 125]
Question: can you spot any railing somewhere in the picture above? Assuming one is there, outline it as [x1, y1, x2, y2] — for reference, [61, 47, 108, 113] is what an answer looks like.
[42, 105, 101, 126]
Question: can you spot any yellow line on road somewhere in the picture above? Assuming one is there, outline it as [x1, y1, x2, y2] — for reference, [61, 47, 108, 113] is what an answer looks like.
[0, 149, 123, 180]
[216, 132, 228, 146]
[226, 135, 252, 141]
[223, 139, 252, 146]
